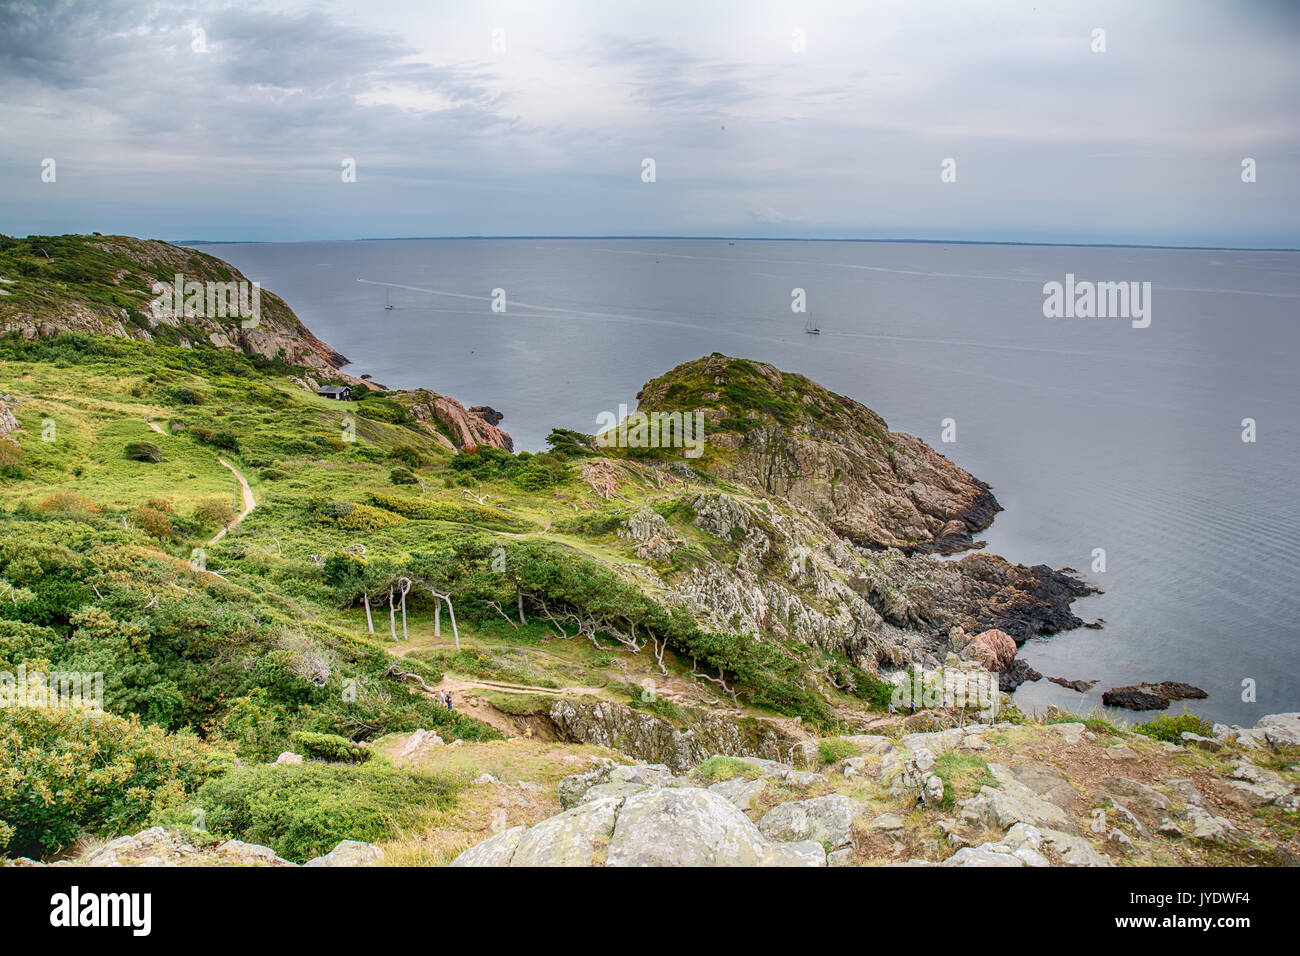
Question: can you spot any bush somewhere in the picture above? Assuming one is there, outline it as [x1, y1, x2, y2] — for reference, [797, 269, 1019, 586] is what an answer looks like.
[123, 441, 162, 463]
[188, 762, 456, 863]
[131, 505, 173, 539]
[36, 491, 101, 515]
[288, 731, 370, 763]
[0, 708, 231, 857]
[389, 467, 418, 485]
[1133, 712, 1214, 743]
[389, 445, 424, 468]
[189, 426, 240, 452]
[192, 499, 236, 529]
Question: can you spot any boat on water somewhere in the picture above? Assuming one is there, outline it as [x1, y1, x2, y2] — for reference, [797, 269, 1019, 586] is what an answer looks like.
[804, 310, 820, 334]
[384, 288, 394, 310]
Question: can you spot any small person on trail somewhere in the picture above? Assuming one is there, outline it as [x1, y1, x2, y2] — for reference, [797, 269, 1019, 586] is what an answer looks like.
[444, 691, 454, 711]
[523, 725, 534, 740]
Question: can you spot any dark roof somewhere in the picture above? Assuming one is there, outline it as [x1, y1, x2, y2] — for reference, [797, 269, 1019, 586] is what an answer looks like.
[317, 385, 350, 394]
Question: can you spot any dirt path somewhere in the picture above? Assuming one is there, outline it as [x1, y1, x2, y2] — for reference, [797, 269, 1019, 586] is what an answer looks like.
[207, 458, 255, 545]
[142, 419, 256, 546]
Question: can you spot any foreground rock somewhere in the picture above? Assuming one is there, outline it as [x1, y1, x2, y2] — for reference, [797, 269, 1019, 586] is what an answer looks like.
[452, 784, 826, 867]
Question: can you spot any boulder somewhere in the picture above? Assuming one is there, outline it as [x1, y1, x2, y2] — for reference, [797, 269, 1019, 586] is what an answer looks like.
[304, 840, 383, 867]
[966, 629, 1017, 672]
[1257, 713, 1300, 750]
[958, 764, 1074, 833]
[707, 776, 767, 811]
[757, 794, 859, 850]
[449, 826, 528, 868]
[509, 796, 623, 866]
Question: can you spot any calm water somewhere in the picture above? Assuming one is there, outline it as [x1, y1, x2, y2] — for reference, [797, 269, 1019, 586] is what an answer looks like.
[195, 238, 1300, 726]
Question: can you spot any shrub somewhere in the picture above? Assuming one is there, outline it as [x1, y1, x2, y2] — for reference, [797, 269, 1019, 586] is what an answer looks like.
[288, 731, 370, 763]
[36, 491, 101, 515]
[1133, 712, 1214, 743]
[0, 439, 26, 479]
[0, 707, 232, 857]
[389, 467, 418, 485]
[123, 440, 162, 463]
[189, 426, 240, 452]
[188, 762, 456, 863]
[192, 499, 236, 529]
[131, 505, 173, 539]
[389, 445, 424, 468]
[323, 501, 406, 531]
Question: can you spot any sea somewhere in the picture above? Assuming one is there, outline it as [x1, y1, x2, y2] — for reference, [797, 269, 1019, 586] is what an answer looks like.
[192, 237, 1300, 726]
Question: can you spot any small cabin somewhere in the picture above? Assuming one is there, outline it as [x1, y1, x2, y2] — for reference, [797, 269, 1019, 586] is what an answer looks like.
[317, 385, 351, 401]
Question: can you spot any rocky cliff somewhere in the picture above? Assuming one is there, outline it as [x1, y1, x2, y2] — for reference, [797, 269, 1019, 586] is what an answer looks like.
[0, 235, 349, 375]
[632, 354, 1000, 553]
[0, 234, 514, 452]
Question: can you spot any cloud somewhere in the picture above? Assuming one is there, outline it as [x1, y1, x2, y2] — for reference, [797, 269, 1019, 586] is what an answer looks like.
[0, 0, 1296, 245]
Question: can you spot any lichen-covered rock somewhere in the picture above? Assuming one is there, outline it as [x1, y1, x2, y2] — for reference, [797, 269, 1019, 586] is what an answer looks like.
[451, 787, 827, 868]
[607, 788, 824, 867]
[508, 796, 623, 867]
[757, 794, 859, 849]
[1257, 713, 1300, 750]
[548, 698, 804, 772]
[303, 840, 383, 867]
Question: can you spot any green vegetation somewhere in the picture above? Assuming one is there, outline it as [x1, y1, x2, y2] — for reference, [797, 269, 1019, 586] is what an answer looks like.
[289, 731, 371, 763]
[179, 761, 457, 863]
[1134, 712, 1214, 743]
[0, 707, 232, 857]
[930, 752, 996, 809]
[692, 755, 761, 784]
[817, 737, 858, 766]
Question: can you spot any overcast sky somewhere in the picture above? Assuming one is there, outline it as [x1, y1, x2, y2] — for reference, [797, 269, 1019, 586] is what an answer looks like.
[1, 0, 1297, 246]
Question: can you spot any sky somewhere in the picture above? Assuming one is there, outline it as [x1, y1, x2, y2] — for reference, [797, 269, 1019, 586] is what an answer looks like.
[1, 0, 1297, 247]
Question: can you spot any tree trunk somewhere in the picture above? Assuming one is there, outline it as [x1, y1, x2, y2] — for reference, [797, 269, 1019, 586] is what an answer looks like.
[516, 585, 525, 625]
[388, 588, 396, 642]
[363, 592, 374, 633]
[446, 596, 460, 652]
[434, 601, 441, 637]
[400, 588, 408, 641]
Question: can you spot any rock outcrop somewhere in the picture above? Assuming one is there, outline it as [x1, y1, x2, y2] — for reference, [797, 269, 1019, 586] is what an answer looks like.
[1102, 681, 1209, 711]
[452, 765, 826, 867]
[400, 390, 514, 452]
[0, 236, 349, 376]
[632, 354, 1000, 553]
[547, 698, 806, 773]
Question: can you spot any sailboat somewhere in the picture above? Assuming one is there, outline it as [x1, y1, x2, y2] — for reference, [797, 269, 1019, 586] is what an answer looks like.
[804, 308, 820, 334]
[384, 288, 394, 310]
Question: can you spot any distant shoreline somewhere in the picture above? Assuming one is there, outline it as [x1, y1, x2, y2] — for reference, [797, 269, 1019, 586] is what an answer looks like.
[173, 236, 1300, 253]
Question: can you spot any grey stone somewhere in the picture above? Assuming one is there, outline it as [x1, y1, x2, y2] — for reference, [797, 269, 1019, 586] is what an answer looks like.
[304, 840, 383, 867]
[758, 793, 859, 849]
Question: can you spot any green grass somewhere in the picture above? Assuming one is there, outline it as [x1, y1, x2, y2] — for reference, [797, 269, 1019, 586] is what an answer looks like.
[930, 753, 996, 809]
[692, 756, 762, 785]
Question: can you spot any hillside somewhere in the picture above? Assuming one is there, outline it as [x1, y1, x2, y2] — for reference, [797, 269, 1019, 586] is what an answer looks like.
[632, 354, 1000, 554]
[0, 235, 1294, 870]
